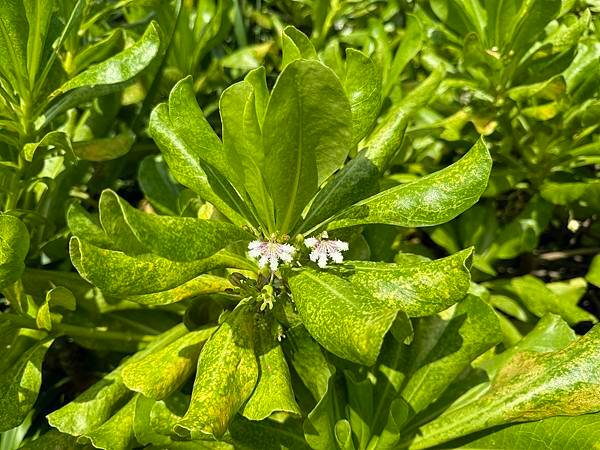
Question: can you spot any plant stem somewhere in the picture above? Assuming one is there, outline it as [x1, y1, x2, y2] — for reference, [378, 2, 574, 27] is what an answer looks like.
[0, 312, 156, 343]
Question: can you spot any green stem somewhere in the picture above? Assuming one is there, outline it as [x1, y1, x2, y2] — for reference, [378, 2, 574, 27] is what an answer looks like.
[0, 312, 156, 343]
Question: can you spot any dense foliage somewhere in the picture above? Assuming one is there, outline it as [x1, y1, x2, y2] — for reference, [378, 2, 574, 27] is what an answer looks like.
[0, 1, 599, 449]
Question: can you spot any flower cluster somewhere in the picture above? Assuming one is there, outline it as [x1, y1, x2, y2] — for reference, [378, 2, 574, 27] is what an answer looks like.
[304, 232, 349, 268]
[248, 239, 296, 271]
[248, 232, 349, 271]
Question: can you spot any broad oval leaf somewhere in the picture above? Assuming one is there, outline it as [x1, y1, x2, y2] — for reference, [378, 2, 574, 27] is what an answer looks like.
[122, 327, 215, 400]
[175, 305, 258, 439]
[263, 59, 352, 233]
[328, 138, 492, 229]
[411, 323, 600, 449]
[100, 190, 254, 262]
[242, 316, 301, 420]
[288, 269, 397, 366]
[345, 248, 473, 317]
[53, 22, 161, 95]
[69, 237, 247, 297]
[343, 48, 382, 147]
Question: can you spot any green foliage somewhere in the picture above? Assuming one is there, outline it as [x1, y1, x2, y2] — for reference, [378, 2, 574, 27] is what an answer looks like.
[0, 2, 598, 449]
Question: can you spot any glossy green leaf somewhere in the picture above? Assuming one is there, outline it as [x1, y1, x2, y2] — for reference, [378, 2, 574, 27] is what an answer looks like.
[263, 59, 352, 233]
[304, 375, 345, 450]
[100, 190, 254, 262]
[511, 275, 596, 326]
[175, 305, 258, 439]
[35, 286, 76, 331]
[242, 316, 300, 420]
[288, 269, 397, 366]
[385, 14, 423, 97]
[138, 155, 181, 216]
[66, 203, 114, 250]
[282, 325, 334, 402]
[149, 83, 248, 227]
[411, 323, 600, 449]
[81, 395, 137, 450]
[47, 324, 187, 436]
[343, 49, 382, 147]
[228, 416, 310, 450]
[124, 274, 232, 306]
[0, 333, 52, 432]
[22, 130, 72, 162]
[328, 138, 491, 229]
[0, 0, 28, 93]
[220, 80, 274, 230]
[362, 67, 444, 172]
[69, 237, 247, 297]
[244, 66, 269, 125]
[400, 294, 502, 414]
[71, 28, 124, 74]
[53, 22, 161, 95]
[300, 153, 380, 233]
[122, 326, 215, 400]
[345, 248, 473, 317]
[0, 215, 30, 291]
[494, 195, 553, 259]
[281, 26, 317, 69]
[72, 129, 135, 162]
[458, 412, 600, 449]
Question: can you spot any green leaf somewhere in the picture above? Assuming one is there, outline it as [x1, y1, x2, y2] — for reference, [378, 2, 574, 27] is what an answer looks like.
[175, 305, 258, 439]
[282, 325, 334, 402]
[343, 49, 382, 147]
[71, 28, 124, 75]
[66, 203, 114, 250]
[411, 323, 600, 449]
[0, 332, 52, 432]
[263, 59, 352, 233]
[0, 0, 28, 94]
[122, 326, 215, 400]
[149, 83, 248, 227]
[304, 375, 345, 450]
[328, 138, 491, 229]
[22, 130, 72, 162]
[47, 324, 188, 436]
[281, 26, 317, 69]
[138, 154, 181, 216]
[123, 274, 232, 306]
[493, 195, 553, 259]
[458, 412, 600, 449]
[81, 395, 137, 450]
[220, 80, 274, 230]
[384, 14, 423, 97]
[0, 215, 30, 291]
[511, 275, 596, 326]
[363, 67, 444, 171]
[288, 269, 397, 366]
[69, 237, 246, 297]
[242, 316, 300, 420]
[244, 66, 269, 126]
[35, 286, 76, 331]
[23, 0, 54, 85]
[228, 416, 310, 450]
[587, 254, 600, 288]
[345, 248, 473, 317]
[72, 129, 135, 162]
[400, 294, 502, 414]
[100, 190, 254, 262]
[52, 22, 161, 96]
[300, 153, 380, 233]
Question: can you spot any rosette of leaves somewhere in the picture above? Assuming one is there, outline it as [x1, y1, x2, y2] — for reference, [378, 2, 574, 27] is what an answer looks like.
[402, 1, 600, 275]
[46, 27, 496, 447]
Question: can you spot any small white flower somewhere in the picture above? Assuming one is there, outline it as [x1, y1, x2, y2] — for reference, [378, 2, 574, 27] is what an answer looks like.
[248, 239, 296, 271]
[304, 232, 349, 268]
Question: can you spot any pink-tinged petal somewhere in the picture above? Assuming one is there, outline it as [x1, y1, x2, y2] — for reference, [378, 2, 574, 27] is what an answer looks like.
[304, 237, 318, 248]
[248, 240, 263, 250]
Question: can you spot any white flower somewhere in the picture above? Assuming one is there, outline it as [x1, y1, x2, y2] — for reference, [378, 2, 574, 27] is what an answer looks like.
[304, 232, 349, 268]
[248, 239, 296, 271]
